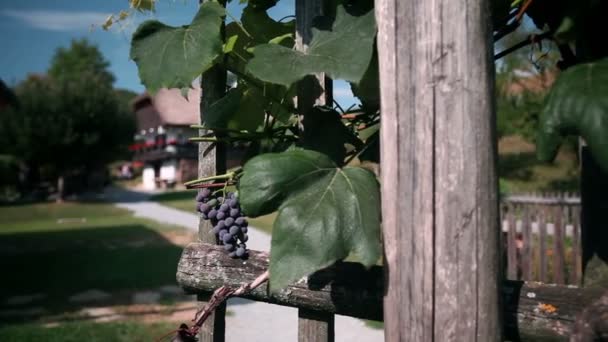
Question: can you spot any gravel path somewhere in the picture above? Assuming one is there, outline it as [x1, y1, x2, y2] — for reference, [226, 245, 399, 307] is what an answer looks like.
[106, 187, 384, 342]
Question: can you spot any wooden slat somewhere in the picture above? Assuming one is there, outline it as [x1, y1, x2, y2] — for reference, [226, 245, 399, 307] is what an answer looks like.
[572, 207, 582, 286]
[539, 209, 548, 283]
[295, 1, 333, 340]
[376, 0, 501, 339]
[298, 309, 335, 342]
[177, 243, 605, 341]
[196, 1, 227, 340]
[507, 212, 518, 280]
[522, 206, 532, 280]
[553, 206, 566, 284]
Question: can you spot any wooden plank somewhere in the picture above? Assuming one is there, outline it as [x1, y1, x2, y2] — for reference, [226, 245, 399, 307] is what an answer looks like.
[572, 207, 582, 286]
[375, 0, 500, 340]
[298, 309, 335, 342]
[553, 206, 566, 284]
[539, 209, 548, 283]
[177, 243, 605, 341]
[178, 243, 383, 320]
[522, 207, 532, 280]
[507, 212, 518, 279]
[196, 1, 227, 340]
[295, 1, 333, 341]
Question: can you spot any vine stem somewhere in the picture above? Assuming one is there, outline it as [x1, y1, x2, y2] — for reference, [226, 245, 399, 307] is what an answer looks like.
[190, 271, 270, 335]
[183, 172, 234, 187]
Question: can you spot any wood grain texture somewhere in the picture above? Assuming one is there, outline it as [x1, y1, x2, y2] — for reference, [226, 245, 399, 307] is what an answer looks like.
[298, 309, 335, 342]
[295, 1, 333, 341]
[177, 243, 605, 341]
[375, 0, 500, 340]
[177, 243, 383, 320]
[196, 1, 227, 338]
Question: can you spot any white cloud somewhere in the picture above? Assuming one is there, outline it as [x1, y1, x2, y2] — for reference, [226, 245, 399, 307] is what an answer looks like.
[1, 9, 110, 32]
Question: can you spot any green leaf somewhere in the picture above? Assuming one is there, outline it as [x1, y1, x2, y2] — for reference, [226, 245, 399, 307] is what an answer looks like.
[301, 107, 362, 165]
[239, 149, 381, 291]
[246, 3, 376, 86]
[242, 6, 294, 45]
[537, 58, 608, 171]
[202, 88, 243, 129]
[350, 49, 379, 112]
[130, 1, 225, 93]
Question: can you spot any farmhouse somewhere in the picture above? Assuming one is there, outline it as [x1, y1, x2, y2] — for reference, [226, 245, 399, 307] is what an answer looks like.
[130, 87, 200, 190]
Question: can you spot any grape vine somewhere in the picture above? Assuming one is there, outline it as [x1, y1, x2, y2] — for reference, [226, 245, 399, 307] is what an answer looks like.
[121, 0, 608, 323]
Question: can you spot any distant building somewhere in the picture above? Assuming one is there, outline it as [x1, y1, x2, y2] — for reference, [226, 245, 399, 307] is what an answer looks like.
[131, 85, 249, 190]
[130, 87, 200, 190]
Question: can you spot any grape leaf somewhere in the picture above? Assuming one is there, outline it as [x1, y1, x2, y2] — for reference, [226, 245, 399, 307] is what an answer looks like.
[301, 107, 362, 165]
[239, 149, 381, 291]
[350, 49, 379, 112]
[537, 58, 608, 171]
[245, 3, 376, 86]
[130, 1, 224, 93]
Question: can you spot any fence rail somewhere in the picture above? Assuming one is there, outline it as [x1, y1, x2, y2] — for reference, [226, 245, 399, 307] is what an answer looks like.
[177, 243, 604, 341]
[500, 193, 582, 285]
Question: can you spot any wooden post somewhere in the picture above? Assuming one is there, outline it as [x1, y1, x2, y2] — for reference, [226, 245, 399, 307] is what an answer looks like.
[295, 1, 334, 341]
[539, 209, 548, 283]
[580, 147, 608, 288]
[375, 0, 501, 340]
[196, 1, 227, 341]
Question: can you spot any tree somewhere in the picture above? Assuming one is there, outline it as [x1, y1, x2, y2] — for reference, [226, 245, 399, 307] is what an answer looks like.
[48, 38, 115, 86]
[0, 40, 134, 201]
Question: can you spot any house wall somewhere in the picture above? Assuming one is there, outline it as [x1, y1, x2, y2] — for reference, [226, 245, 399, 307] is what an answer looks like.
[142, 166, 156, 190]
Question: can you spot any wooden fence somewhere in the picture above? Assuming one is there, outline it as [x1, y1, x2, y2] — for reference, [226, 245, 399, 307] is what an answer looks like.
[501, 193, 582, 285]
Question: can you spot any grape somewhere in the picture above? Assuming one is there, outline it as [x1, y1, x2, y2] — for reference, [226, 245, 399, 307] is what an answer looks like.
[194, 188, 250, 259]
[216, 220, 226, 230]
[229, 225, 240, 235]
[198, 203, 210, 214]
[222, 233, 234, 244]
[196, 188, 211, 202]
[224, 217, 235, 227]
[230, 208, 240, 218]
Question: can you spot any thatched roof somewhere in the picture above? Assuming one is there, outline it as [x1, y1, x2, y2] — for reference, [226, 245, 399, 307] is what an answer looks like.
[132, 87, 201, 131]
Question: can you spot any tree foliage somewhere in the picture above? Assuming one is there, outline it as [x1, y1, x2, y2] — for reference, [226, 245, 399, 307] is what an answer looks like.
[0, 39, 134, 196]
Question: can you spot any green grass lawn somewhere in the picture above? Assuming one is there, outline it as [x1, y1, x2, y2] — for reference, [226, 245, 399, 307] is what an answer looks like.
[498, 135, 580, 193]
[0, 200, 194, 336]
[0, 321, 177, 342]
[150, 190, 277, 234]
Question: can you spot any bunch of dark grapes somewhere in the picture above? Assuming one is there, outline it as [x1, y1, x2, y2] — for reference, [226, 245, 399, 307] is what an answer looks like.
[195, 188, 249, 258]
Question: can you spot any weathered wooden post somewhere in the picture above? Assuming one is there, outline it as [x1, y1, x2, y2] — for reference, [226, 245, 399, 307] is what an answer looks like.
[295, 0, 334, 341]
[375, 0, 501, 340]
[196, 1, 227, 341]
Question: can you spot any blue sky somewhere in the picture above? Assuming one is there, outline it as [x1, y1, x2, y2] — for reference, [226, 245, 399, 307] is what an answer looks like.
[0, 0, 355, 105]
